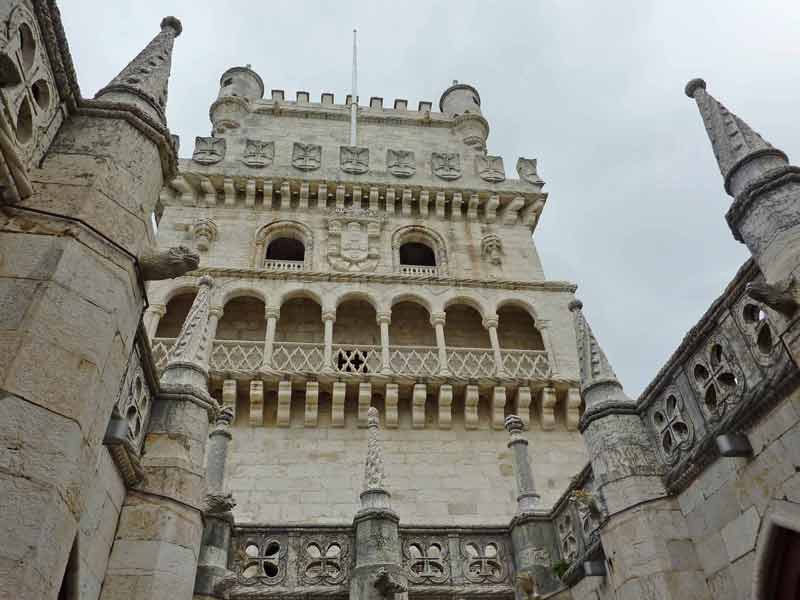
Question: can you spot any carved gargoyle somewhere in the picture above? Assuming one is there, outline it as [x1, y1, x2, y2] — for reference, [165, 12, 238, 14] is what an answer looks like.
[746, 278, 799, 318]
[569, 489, 605, 522]
[204, 492, 237, 514]
[373, 568, 407, 598]
[516, 572, 542, 600]
[139, 245, 200, 280]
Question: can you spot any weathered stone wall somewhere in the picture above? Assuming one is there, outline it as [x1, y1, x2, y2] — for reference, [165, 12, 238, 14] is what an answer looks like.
[224, 401, 587, 526]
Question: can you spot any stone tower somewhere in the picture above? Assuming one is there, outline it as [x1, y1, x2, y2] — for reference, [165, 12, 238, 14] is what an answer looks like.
[147, 67, 589, 597]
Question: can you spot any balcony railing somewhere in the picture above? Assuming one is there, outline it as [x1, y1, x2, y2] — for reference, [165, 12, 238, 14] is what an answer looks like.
[399, 264, 437, 276]
[151, 338, 550, 380]
[264, 259, 305, 272]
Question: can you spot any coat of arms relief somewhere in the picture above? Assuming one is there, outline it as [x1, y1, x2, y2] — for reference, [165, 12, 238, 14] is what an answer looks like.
[476, 155, 505, 183]
[326, 208, 383, 272]
[431, 152, 461, 180]
[340, 146, 369, 174]
[292, 142, 322, 171]
[386, 149, 415, 177]
[193, 136, 226, 164]
[242, 139, 274, 167]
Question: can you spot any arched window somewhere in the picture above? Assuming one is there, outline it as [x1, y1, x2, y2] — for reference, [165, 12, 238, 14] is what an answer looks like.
[399, 242, 436, 267]
[266, 237, 305, 262]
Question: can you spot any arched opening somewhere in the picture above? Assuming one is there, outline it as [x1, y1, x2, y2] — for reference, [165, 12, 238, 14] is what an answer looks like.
[389, 301, 438, 376]
[155, 292, 196, 338]
[272, 297, 325, 371]
[767, 527, 800, 599]
[217, 297, 267, 341]
[334, 299, 380, 373]
[497, 305, 544, 350]
[400, 242, 436, 267]
[266, 237, 305, 262]
[444, 304, 489, 348]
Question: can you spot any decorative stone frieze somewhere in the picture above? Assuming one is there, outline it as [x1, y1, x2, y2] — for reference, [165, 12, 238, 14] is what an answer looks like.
[476, 155, 505, 183]
[241, 138, 274, 167]
[341, 145, 369, 174]
[431, 151, 461, 180]
[386, 149, 415, 177]
[193, 135, 226, 164]
[292, 141, 322, 171]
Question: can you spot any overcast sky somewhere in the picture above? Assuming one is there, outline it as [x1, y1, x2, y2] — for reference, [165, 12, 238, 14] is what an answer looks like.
[61, 1, 800, 395]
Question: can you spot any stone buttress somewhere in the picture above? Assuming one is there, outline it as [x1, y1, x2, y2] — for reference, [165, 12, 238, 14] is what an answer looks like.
[0, 15, 184, 600]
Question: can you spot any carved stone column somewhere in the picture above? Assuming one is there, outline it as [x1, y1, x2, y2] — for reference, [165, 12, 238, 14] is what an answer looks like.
[203, 305, 224, 367]
[484, 315, 506, 377]
[505, 415, 560, 598]
[377, 311, 392, 374]
[430, 312, 450, 376]
[194, 407, 236, 599]
[323, 310, 336, 372]
[351, 408, 407, 600]
[144, 303, 167, 338]
[262, 306, 280, 369]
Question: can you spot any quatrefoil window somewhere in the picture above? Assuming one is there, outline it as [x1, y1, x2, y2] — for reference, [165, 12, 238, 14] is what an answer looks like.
[405, 541, 448, 584]
[651, 392, 693, 461]
[692, 340, 743, 420]
[239, 539, 286, 585]
[462, 541, 506, 583]
[0, 10, 52, 146]
[557, 514, 578, 561]
[302, 542, 345, 585]
[742, 302, 774, 356]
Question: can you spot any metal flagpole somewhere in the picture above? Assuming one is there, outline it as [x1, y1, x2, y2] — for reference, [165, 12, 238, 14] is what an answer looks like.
[350, 29, 358, 146]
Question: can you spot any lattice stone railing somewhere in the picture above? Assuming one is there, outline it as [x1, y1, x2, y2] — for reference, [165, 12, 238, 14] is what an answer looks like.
[447, 348, 497, 378]
[151, 338, 551, 381]
[332, 344, 382, 374]
[400, 264, 437, 276]
[390, 345, 440, 376]
[264, 259, 305, 272]
[501, 349, 550, 378]
[225, 525, 516, 598]
[272, 341, 325, 372]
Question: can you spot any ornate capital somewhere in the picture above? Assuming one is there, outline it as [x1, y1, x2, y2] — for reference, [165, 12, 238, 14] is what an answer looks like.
[482, 316, 499, 329]
[264, 307, 281, 320]
[148, 303, 167, 316]
[376, 311, 392, 325]
[429, 312, 446, 327]
[208, 305, 224, 319]
[322, 310, 337, 323]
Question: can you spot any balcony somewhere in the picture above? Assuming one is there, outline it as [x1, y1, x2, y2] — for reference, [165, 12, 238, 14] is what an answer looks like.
[399, 264, 437, 276]
[264, 259, 305, 272]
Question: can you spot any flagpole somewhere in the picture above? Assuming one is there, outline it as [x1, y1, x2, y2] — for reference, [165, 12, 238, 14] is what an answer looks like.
[350, 29, 358, 146]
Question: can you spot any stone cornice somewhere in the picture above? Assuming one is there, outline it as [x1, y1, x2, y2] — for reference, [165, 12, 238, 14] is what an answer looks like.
[192, 265, 578, 294]
[726, 165, 800, 242]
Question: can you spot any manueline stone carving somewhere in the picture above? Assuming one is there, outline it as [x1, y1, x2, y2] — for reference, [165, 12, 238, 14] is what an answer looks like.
[746, 278, 798, 318]
[192, 218, 217, 251]
[373, 568, 407, 598]
[139, 245, 200, 280]
[516, 157, 543, 185]
[691, 336, 745, 421]
[477, 155, 505, 183]
[292, 142, 321, 171]
[298, 537, 350, 585]
[242, 139, 274, 167]
[364, 406, 385, 490]
[327, 211, 383, 272]
[193, 136, 226, 164]
[386, 149, 415, 177]
[431, 152, 461, 180]
[403, 538, 449, 584]
[481, 233, 503, 266]
[341, 145, 369, 174]
[649, 389, 694, 463]
[204, 492, 236, 514]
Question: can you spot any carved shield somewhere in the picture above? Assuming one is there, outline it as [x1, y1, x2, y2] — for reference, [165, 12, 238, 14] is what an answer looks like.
[516, 157, 542, 184]
[193, 136, 225, 164]
[242, 139, 274, 167]
[477, 155, 505, 183]
[387, 149, 416, 177]
[341, 146, 369, 174]
[341, 221, 368, 262]
[292, 142, 322, 171]
[432, 152, 461, 180]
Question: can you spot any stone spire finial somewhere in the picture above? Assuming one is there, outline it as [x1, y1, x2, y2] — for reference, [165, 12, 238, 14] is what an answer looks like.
[161, 275, 214, 388]
[685, 78, 788, 196]
[95, 16, 183, 124]
[568, 299, 621, 398]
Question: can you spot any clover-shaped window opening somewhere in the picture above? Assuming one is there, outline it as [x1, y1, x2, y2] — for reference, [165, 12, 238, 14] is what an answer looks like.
[1, 19, 51, 144]
[304, 542, 342, 579]
[693, 344, 739, 414]
[242, 541, 281, 578]
[465, 542, 502, 578]
[558, 515, 578, 560]
[652, 395, 690, 457]
[408, 543, 445, 577]
[742, 302, 774, 355]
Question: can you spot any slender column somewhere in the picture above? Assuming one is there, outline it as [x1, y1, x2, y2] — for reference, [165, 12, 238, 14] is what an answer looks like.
[484, 315, 505, 377]
[430, 312, 449, 375]
[201, 306, 224, 369]
[206, 407, 234, 494]
[505, 415, 539, 512]
[322, 310, 336, 372]
[536, 318, 558, 375]
[262, 307, 280, 369]
[143, 303, 167, 338]
[377, 311, 392, 374]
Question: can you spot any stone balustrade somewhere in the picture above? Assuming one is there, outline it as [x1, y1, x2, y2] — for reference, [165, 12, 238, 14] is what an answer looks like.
[399, 264, 438, 276]
[263, 258, 305, 271]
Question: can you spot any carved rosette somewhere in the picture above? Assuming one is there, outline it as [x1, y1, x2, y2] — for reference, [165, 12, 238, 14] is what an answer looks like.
[431, 152, 461, 180]
[297, 536, 351, 585]
[341, 145, 369, 174]
[460, 538, 508, 584]
[476, 155, 505, 183]
[292, 142, 321, 171]
[387, 149, 415, 177]
[516, 157, 543, 185]
[690, 335, 745, 422]
[193, 136, 225, 164]
[327, 209, 383, 272]
[402, 537, 449, 584]
[242, 139, 274, 167]
[648, 386, 694, 464]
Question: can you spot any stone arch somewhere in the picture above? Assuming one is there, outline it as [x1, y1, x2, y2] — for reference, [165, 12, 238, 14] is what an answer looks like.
[494, 298, 540, 323]
[391, 225, 448, 274]
[219, 283, 268, 308]
[443, 299, 490, 348]
[277, 286, 324, 311]
[753, 500, 800, 599]
[389, 292, 433, 316]
[334, 290, 381, 313]
[253, 220, 314, 269]
[442, 295, 488, 321]
[149, 276, 198, 306]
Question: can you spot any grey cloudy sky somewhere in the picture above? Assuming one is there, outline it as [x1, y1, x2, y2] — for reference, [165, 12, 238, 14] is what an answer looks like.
[61, 1, 800, 395]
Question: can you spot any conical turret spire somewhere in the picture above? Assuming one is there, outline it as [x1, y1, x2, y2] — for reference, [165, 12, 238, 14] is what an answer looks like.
[569, 300, 629, 408]
[95, 16, 182, 125]
[685, 78, 788, 196]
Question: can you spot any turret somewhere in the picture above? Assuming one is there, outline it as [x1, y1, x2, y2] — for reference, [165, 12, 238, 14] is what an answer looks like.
[218, 65, 264, 101]
[440, 80, 489, 154]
